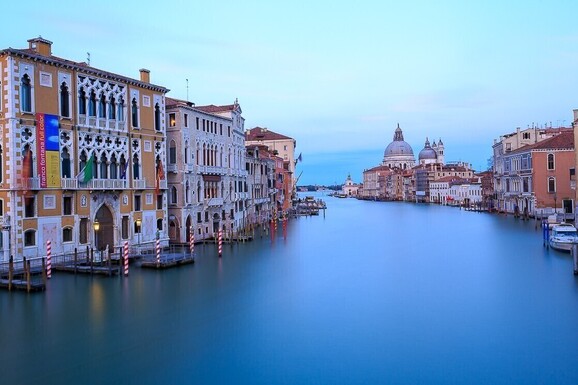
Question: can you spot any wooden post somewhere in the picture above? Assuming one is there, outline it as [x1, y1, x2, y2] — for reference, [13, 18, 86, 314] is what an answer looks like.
[90, 248, 94, 275]
[8, 255, 13, 291]
[108, 247, 112, 276]
[42, 257, 47, 286]
[26, 260, 31, 293]
[86, 245, 90, 265]
[74, 248, 78, 274]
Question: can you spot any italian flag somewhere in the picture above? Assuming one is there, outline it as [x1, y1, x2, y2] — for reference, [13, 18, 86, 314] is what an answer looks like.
[77, 154, 94, 183]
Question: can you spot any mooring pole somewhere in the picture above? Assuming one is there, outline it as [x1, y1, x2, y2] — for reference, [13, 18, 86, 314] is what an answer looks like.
[573, 244, 578, 275]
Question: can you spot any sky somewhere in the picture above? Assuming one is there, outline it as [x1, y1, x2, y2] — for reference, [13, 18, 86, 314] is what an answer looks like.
[3, 0, 578, 185]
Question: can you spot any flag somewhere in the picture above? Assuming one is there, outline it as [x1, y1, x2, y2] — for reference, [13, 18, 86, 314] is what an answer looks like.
[155, 160, 165, 195]
[77, 154, 94, 183]
[120, 160, 128, 179]
[294, 152, 302, 166]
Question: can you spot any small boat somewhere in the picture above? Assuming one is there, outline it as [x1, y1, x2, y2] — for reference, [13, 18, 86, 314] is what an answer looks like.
[549, 223, 578, 252]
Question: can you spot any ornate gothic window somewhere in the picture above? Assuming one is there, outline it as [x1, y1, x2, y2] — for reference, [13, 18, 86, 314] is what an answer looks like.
[99, 93, 106, 118]
[133, 154, 140, 179]
[131, 98, 138, 127]
[154, 103, 161, 131]
[88, 90, 97, 117]
[61, 148, 71, 178]
[60, 82, 70, 117]
[109, 96, 116, 120]
[169, 140, 177, 164]
[78, 87, 86, 115]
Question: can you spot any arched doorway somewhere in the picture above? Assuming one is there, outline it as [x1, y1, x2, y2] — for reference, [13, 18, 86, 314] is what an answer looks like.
[95, 205, 114, 252]
[185, 215, 192, 243]
[169, 219, 178, 242]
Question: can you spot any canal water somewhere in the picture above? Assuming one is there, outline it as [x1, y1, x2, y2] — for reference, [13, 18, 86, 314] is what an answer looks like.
[2, 194, 578, 384]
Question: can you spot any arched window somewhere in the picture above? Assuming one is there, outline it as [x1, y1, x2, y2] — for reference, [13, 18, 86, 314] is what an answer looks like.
[185, 181, 190, 204]
[133, 154, 140, 179]
[131, 98, 138, 127]
[61, 148, 71, 178]
[98, 93, 106, 118]
[109, 96, 116, 120]
[117, 96, 124, 121]
[154, 103, 161, 131]
[78, 87, 86, 115]
[62, 227, 73, 243]
[24, 229, 36, 246]
[78, 151, 87, 175]
[547, 153, 555, 170]
[171, 186, 178, 204]
[88, 90, 97, 116]
[60, 82, 70, 117]
[120, 156, 127, 179]
[548, 177, 556, 193]
[169, 140, 177, 164]
[91, 153, 98, 179]
[110, 154, 118, 179]
[21, 74, 32, 112]
[100, 153, 108, 179]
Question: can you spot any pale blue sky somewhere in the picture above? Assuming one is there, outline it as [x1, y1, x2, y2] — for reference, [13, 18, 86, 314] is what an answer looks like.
[4, 0, 578, 185]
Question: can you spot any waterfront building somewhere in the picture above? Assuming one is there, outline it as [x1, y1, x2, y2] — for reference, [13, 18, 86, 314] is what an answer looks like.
[245, 145, 275, 226]
[418, 137, 444, 166]
[245, 127, 297, 194]
[361, 165, 391, 199]
[165, 97, 247, 242]
[342, 174, 360, 197]
[495, 131, 574, 218]
[492, 124, 572, 214]
[475, 171, 496, 210]
[0, 37, 169, 261]
[382, 124, 415, 169]
[413, 162, 474, 203]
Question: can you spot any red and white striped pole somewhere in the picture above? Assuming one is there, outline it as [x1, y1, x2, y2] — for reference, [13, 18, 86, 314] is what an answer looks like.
[46, 240, 52, 279]
[218, 229, 222, 257]
[189, 226, 194, 257]
[123, 241, 129, 276]
[156, 237, 161, 265]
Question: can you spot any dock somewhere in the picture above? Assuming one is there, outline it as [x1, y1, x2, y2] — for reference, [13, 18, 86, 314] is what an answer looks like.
[140, 245, 195, 269]
[0, 256, 47, 292]
[51, 247, 121, 276]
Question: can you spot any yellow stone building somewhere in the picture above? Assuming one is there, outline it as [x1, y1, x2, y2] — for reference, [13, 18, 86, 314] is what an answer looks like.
[0, 37, 169, 261]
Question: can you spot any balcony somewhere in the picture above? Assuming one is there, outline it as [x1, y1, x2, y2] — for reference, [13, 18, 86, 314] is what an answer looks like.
[132, 179, 146, 189]
[23, 178, 41, 190]
[80, 179, 128, 190]
[61, 178, 78, 189]
[198, 165, 227, 175]
[206, 197, 224, 207]
[167, 163, 178, 173]
[185, 164, 195, 173]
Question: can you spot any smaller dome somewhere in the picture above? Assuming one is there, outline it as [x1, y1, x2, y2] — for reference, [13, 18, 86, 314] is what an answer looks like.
[418, 137, 437, 161]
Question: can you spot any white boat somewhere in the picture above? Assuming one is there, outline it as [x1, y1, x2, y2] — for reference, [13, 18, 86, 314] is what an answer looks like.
[549, 223, 578, 252]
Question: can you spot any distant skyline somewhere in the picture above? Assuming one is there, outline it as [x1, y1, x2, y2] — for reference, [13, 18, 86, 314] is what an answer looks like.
[3, 0, 578, 185]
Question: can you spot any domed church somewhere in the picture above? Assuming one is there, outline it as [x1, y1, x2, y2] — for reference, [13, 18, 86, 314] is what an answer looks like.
[418, 137, 445, 165]
[382, 124, 415, 169]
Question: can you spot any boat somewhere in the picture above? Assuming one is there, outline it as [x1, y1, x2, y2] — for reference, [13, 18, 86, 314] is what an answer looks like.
[549, 223, 578, 252]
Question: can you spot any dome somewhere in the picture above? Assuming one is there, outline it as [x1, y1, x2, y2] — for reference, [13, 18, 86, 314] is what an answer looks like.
[383, 124, 414, 157]
[382, 124, 416, 169]
[418, 138, 438, 161]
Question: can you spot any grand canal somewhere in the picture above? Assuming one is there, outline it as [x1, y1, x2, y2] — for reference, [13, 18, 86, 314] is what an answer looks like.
[2, 193, 578, 384]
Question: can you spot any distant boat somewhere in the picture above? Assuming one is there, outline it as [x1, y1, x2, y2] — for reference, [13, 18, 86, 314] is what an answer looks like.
[549, 223, 578, 252]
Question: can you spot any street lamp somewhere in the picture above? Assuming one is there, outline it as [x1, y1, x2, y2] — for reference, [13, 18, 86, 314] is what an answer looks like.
[136, 218, 141, 246]
[93, 219, 100, 254]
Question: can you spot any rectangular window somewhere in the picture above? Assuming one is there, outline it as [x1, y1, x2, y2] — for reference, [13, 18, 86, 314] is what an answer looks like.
[157, 194, 163, 209]
[146, 193, 153, 205]
[142, 95, 151, 107]
[204, 211, 209, 222]
[548, 178, 556, 193]
[547, 154, 555, 170]
[197, 212, 202, 223]
[196, 117, 199, 130]
[24, 196, 35, 217]
[135, 195, 141, 211]
[169, 146, 177, 164]
[220, 123, 222, 135]
[63, 196, 72, 215]
[184, 114, 188, 127]
[122, 216, 129, 239]
[169, 113, 176, 127]
[40, 72, 52, 87]
[63, 228, 73, 242]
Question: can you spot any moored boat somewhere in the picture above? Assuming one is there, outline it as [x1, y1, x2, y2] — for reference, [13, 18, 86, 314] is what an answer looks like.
[549, 223, 578, 252]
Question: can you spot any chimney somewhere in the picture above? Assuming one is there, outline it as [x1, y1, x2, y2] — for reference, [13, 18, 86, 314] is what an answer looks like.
[139, 68, 150, 83]
[573, 109, 578, 124]
[28, 36, 52, 56]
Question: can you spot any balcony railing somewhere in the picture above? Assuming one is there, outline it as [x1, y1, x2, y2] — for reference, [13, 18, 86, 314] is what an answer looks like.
[206, 197, 224, 207]
[198, 165, 227, 175]
[185, 164, 195, 173]
[132, 179, 146, 189]
[167, 164, 178, 173]
[80, 179, 128, 190]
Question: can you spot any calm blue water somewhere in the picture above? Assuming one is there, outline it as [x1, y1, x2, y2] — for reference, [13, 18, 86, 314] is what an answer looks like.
[2, 194, 578, 384]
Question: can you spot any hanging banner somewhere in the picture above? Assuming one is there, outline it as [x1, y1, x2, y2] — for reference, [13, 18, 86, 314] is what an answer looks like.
[36, 113, 60, 188]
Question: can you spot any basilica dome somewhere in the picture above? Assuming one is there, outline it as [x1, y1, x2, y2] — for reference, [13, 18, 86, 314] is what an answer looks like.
[418, 138, 438, 165]
[382, 124, 415, 170]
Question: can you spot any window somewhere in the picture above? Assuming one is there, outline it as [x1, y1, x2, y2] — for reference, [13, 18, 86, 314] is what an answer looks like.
[548, 177, 556, 193]
[98, 93, 106, 118]
[117, 96, 124, 121]
[184, 114, 189, 127]
[133, 154, 140, 179]
[134, 220, 142, 234]
[60, 82, 70, 117]
[79, 218, 88, 244]
[523, 178, 529, 193]
[63, 196, 72, 215]
[62, 227, 73, 242]
[157, 194, 163, 209]
[155, 103, 161, 131]
[21, 74, 32, 112]
[109, 96, 116, 120]
[122, 216, 129, 239]
[131, 98, 139, 127]
[61, 148, 71, 178]
[171, 186, 177, 204]
[134, 195, 141, 211]
[167, 113, 176, 127]
[88, 90, 96, 116]
[169, 141, 177, 164]
[197, 212, 202, 223]
[24, 230, 36, 246]
[78, 87, 86, 115]
[196, 117, 199, 130]
[547, 153, 554, 170]
[24, 196, 35, 218]
[523, 132, 530, 140]
[157, 218, 163, 232]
